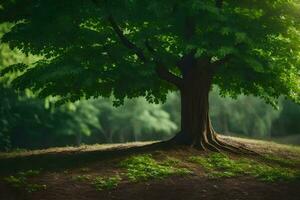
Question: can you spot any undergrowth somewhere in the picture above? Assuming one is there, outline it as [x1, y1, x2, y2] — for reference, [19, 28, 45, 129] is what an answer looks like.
[188, 153, 299, 182]
[72, 173, 122, 190]
[120, 154, 191, 182]
[93, 175, 122, 191]
[3, 170, 46, 193]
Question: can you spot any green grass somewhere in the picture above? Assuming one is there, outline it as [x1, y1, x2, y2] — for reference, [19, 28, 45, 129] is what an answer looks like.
[72, 175, 91, 182]
[263, 154, 300, 167]
[161, 156, 182, 166]
[70, 154, 191, 190]
[92, 175, 122, 191]
[3, 169, 46, 193]
[120, 154, 191, 182]
[188, 153, 300, 181]
[72, 174, 121, 190]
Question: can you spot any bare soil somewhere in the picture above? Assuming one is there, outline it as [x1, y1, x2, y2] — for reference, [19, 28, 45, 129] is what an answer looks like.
[1, 175, 299, 200]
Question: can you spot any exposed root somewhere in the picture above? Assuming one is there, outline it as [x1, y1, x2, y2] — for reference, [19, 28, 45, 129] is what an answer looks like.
[166, 131, 259, 155]
[198, 140, 221, 153]
[214, 135, 260, 155]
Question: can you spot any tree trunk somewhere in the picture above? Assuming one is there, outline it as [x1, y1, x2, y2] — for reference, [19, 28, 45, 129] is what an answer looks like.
[154, 53, 255, 153]
[170, 64, 237, 152]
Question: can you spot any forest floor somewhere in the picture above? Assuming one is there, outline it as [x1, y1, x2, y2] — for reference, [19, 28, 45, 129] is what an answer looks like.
[0, 136, 300, 200]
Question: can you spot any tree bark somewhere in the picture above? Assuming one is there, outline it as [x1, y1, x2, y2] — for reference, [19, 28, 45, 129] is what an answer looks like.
[170, 64, 217, 148]
[169, 60, 251, 153]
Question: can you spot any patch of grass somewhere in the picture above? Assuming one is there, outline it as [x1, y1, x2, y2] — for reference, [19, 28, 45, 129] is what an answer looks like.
[71, 173, 122, 191]
[72, 175, 91, 182]
[3, 169, 46, 193]
[188, 153, 299, 182]
[4, 175, 26, 188]
[188, 154, 247, 178]
[92, 175, 122, 191]
[120, 154, 191, 182]
[161, 157, 181, 166]
[251, 164, 296, 182]
[263, 155, 300, 167]
[25, 183, 47, 193]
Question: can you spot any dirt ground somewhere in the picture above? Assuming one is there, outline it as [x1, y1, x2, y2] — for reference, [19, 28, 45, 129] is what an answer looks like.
[1, 176, 299, 200]
[0, 136, 300, 200]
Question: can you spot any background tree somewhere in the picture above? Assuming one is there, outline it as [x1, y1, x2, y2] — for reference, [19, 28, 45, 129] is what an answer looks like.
[271, 100, 300, 137]
[0, 0, 299, 151]
[209, 88, 280, 138]
[93, 98, 177, 143]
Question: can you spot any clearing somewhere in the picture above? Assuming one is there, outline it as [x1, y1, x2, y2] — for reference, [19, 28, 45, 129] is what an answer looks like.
[0, 136, 299, 200]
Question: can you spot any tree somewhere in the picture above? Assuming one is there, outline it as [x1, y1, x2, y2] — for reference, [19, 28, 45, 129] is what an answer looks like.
[271, 99, 300, 137]
[92, 97, 177, 143]
[0, 0, 299, 152]
[209, 88, 281, 138]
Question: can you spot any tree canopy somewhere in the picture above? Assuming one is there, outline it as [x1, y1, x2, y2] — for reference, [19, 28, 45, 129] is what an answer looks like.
[0, 0, 299, 106]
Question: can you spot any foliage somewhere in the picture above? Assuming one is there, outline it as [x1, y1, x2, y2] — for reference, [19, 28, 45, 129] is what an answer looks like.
[2, 87, 300, 150]
[120, 154, 191, 182]
[0, 24, 176, 150]
[0, 0, 299, 107]
[0, 23, 37, 85]
[0, 91, 177, 150]
[0, 88, 102, 150]
[271, 100, 300, 136]
[0, 26, 177, 150]
[92, 175, 122, 191]
[3, 169, 46, 193]
[1, 3, 300, 150]
[188, 153, 299, 181]
[209, 88, 281, 137]
[91, 97, 177, 143]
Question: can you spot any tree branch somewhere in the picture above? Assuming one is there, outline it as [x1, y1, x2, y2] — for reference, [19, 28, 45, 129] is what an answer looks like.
[145, 39, 183, 88]
[108, 15, 147, 62]
[93, 0, 182, 88]
[91, 0, 146, 62]
[155, 62, 183, 89]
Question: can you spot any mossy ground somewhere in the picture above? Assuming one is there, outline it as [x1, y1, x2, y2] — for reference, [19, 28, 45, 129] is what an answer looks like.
[3, 152, 299, 194]
[120, 154, 191, 182]
[188, 153, 299, 181]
